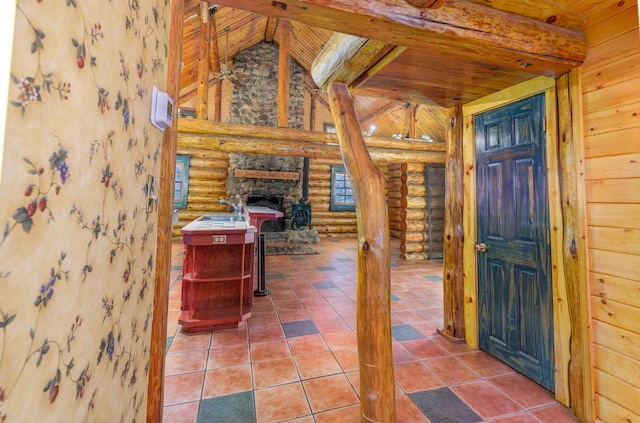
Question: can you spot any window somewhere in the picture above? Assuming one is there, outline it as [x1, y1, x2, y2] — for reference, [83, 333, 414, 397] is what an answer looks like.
[330, 165, 355, 211]
[323, 123, 336, 133]
[174, 155, 190, 209]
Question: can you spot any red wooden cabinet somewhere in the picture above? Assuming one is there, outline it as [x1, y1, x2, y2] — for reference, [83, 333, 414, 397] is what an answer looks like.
[179, 219, 256, 332]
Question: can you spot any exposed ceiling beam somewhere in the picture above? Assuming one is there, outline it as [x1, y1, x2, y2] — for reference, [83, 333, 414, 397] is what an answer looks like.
[265, 16, 279, 41]
[310, 34, 395, 90]
[196, 1, 211, 119]
[208, 0, 587, 76]
[404, 0, 447, 9]
[278, 19, 291, 127]
[358, 100, 404, 125]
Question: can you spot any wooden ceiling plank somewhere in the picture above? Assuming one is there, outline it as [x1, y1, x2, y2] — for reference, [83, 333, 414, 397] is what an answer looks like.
[208, 0, 587, 76]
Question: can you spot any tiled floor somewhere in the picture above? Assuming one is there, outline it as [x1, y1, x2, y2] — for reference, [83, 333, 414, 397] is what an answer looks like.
[163, 237, 579, 423]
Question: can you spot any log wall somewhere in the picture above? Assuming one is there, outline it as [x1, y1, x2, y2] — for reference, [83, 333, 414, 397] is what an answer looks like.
[388, 162, 444, 260]
[581, 3, 640, 422]
[308, 158, 389, 237]
[172, 142, 229, 238]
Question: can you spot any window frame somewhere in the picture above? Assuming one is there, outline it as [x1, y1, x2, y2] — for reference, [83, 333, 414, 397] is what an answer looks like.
[330, 165, 355, 211]
[174, 155, 190, 209]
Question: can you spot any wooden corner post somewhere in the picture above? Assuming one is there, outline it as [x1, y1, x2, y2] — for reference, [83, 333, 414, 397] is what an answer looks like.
[439, 105, 465, 341]
[328, 82, 395, 423]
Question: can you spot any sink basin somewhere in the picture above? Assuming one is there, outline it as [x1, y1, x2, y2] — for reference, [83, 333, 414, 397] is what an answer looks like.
[199, 214, 238, 222]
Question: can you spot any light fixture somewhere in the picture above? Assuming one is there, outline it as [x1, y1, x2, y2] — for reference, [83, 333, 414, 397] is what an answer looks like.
[363, 124, 376, 136]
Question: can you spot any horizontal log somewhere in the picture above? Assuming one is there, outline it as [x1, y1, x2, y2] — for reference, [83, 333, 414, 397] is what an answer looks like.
[311, 33, 396, 89]
[390, 229, 402, 239]
[235, 169, 300, 180]
[402, 173, 426, 184]
[179, 119, 447, 152]
[176, 146, 230, 159]
[401, 242, 428, 253]
[189, 157, 229, 169]
[402, 232, 428, 242]
[402, 163, 426, 173]
[401, 209, 427, 221]
[222, 0, 587, 76]
[401, 252, 429, 261]
[388, 197, 427, 209]
[402, 184, 427, 197]
[311, 158, 345, 165]
[314, 225, 358, 234]
[312, 211, 356, 219]
[188, 183, 227, 194]
[186, 203, 229, 212]
[312, 217, 357, 226]
[178, 134, 445, 164]
[387, 191, 403, 200]
[187, 193, 228, 204]
[401, 221, 427, 232]
[188, 168, 228, 180]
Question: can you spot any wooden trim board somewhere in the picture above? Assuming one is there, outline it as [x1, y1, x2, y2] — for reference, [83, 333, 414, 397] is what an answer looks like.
[235, 169, 300, 180]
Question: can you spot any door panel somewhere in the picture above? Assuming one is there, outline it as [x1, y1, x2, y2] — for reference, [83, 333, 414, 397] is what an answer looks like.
[476, 93, 554, 392]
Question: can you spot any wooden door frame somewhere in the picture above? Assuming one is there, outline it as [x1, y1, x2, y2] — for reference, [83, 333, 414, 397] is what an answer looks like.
[461, 75, 591, 413]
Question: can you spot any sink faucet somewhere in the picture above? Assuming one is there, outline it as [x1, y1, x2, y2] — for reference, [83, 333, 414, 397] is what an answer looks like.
[219, 199, 244, 220]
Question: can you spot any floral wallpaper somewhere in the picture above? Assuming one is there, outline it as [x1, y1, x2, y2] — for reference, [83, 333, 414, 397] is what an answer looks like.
[0, 0, 170, 421]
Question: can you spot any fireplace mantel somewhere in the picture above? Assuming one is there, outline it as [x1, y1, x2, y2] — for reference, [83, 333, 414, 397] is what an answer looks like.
[235, 169, 300, 180]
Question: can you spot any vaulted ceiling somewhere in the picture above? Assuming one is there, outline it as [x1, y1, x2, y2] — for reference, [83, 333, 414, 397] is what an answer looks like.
[179, 0, 595, 141]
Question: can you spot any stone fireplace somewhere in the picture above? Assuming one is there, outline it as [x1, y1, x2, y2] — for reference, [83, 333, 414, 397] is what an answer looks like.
[225, 42, 317, 243]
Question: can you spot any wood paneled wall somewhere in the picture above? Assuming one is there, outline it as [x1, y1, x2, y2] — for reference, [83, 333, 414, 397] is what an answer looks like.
[581, 3, 640, 422]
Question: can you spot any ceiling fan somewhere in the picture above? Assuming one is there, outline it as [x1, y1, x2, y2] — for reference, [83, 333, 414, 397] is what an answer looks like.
[211, 26, 251, 85]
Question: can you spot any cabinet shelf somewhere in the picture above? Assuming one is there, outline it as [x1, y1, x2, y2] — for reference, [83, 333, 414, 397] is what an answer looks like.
[179, 222, 256, 333]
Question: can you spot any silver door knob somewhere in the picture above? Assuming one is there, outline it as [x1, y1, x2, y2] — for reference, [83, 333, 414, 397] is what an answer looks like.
[475, 243, 488, 253]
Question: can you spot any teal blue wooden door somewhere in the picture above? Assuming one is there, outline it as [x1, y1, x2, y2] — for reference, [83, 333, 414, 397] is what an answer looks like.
[475, 93, 554, 392]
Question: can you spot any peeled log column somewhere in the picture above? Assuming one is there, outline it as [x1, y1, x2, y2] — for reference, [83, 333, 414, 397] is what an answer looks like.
[440, 105, 465, 340]
[328, 82, 394, 423]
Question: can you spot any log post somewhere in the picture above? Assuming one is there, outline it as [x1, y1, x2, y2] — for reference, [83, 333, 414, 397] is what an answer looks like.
[278, 19, 291, 128]
[209, 9, 222, 122]
[196, 1, 211, 120]
[328, 82, 394, 423]
[439, 105, 465, 341]
[556, 70, 592, 423]
[147, 0, 184, 420]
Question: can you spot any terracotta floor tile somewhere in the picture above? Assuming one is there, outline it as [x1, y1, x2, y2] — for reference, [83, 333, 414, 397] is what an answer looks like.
[210, 327, 248, 348]
[250, 339, 291, 362]
[322, 330, 357, 350]
[287, 333, 328, 356]
[489, 374, 556, 409]
[395, 395, 431, 423]
[252, 357, 299, 389]
[313, 317, 351, 333]
[423, 356, 481, 385]
[162, 401, 199, 423]
[202, 365, 253, 398]
[164, 372, 205, 406]
[294, 350, 342, 379]
[456, 351, 516, 378]
[394, 361, 443, 393]
[254, 382, 311, 423]
[169, 331, 212, 353]
[451, 380, 523, 419]
[531, 404, 580, 422]
[165, 349, 208, 376]
[303, 374, 359, 413]
[248, 323, 285, 343]
[432, 335, 475, 354]
[392, 341, 416, 364]
[277, 308, 311, 323]
[400, 338, 449, 360]
[332, 347, 360, 372]
[314, 405, 361, 423]
[490, 413, 541, 423]
[207, 343, 250, 369]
